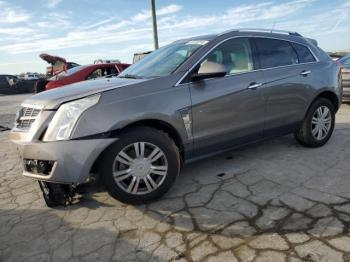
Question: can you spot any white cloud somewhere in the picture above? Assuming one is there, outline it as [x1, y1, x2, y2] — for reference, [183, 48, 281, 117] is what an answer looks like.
[0, 1, 30, 23]
[82, 18, 116, 30]
[36, 13, 71, 29]
[343, 0, 350, 7]
[133, 4, 182, 22]
[47, 0, 63, 9]
[158, 4, 183, 15]
[0, 27, 34, 35]
[222, 0, 314, 26]
[1, 0, 349, 56]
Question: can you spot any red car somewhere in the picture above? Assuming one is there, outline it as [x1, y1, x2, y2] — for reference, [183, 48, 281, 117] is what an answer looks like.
[35, 63, 130, 92]
[40, 53, 80, 76]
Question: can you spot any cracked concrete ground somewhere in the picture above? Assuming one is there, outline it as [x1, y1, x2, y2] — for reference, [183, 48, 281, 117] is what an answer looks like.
[1, 94, 350, 262]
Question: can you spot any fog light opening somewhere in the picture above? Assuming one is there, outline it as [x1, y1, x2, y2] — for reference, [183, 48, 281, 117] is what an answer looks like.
[24, 159, 54, 175]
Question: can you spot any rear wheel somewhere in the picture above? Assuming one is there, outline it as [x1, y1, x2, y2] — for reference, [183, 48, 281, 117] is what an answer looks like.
[294, 98, 335, 147]
[101, 127, 181, 204]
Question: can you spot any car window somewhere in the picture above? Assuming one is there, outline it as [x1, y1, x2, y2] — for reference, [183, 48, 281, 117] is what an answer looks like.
[255, 38, 298, 69]
[201, 38, 254, 75]
[87, 68, 103, 80]
[291, 43, 316, 63]
[106, 67, 118, 76]
[49, 65, 87, 80]
[5, 76, 16, 86]
[0, 76, 7, 85]
[119, 40, 207, 78]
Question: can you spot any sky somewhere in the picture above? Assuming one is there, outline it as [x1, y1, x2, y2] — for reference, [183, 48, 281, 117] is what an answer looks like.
[0, 0, 349, 74]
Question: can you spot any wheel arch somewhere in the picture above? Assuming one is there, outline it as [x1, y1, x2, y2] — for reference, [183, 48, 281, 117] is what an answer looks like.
[90, 119, 185, 174]
[311, 90, 340, 112]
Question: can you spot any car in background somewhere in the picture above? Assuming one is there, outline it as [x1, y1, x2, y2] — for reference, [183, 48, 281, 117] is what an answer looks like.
[40, 53, 80, 77]
[94, 59, 121, 64]
[338, 55, 350, 68]
[35, 62, 130, 92]
[133, 51, 151, 63]
[0, 75, 33, 94]
[338, 55, 350, 101]
[23, 73, 41, 80]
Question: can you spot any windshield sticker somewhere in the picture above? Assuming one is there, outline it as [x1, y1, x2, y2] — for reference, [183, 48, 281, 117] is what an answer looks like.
[186, 40, 209, 46]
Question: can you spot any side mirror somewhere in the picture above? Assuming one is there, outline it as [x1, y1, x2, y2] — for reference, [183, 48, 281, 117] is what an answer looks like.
[191, 61, 227, 81]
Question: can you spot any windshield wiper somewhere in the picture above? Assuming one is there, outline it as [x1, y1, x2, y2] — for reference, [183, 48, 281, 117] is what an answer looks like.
[119, 74, 143, 79]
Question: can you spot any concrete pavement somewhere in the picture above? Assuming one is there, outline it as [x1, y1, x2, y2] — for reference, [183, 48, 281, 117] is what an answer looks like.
[1, 94, 350, 261]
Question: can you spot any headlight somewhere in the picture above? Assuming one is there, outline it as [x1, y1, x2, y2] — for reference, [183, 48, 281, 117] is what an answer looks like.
[43, 94, 100, 141]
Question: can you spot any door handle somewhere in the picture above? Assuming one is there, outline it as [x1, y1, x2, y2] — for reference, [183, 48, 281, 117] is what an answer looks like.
[300, 70, 311, 76]
[247, 82, 263, 90]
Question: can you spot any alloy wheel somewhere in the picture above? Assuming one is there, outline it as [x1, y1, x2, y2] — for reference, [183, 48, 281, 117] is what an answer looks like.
[112, 142, 168, 195]
[311, 105, 332, 140]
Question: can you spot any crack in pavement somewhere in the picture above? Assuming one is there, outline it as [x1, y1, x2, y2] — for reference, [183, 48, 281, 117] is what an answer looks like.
[1, 97, 350, 262]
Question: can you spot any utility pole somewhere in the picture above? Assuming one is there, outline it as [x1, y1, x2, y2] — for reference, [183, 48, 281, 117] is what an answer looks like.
[150, 0, 159, 49]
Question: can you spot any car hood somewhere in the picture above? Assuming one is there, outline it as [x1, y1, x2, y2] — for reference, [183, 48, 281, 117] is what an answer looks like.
[40, 53, 67, 65]
[23, 77, 146, 109]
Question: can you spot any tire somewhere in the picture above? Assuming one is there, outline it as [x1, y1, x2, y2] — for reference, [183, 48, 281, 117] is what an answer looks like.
[100, 127, 181, 204]
[294, 98, 335, 148]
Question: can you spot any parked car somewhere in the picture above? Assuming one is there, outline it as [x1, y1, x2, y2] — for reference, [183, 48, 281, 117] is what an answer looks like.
[0, 75, 33, 94]
[94, 59, 121, 64]
[10, 29, 342, 206]
[338, 55, 350, 67]
[35, 63, 130, 93]
[40, 53, 80, 77]
[23, 73, 40, 80]
[133, 51, 151, 63]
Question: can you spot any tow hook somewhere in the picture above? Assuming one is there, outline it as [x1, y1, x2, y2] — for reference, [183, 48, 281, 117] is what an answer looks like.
[38, 181, 78, 207]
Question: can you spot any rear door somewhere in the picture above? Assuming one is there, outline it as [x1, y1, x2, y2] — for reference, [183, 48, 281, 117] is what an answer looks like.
[188, 37, 265, 156]
[253, 38, 316, 136]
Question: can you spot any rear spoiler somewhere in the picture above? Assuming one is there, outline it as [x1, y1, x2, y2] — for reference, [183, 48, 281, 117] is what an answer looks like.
[305, 38, 318, 47]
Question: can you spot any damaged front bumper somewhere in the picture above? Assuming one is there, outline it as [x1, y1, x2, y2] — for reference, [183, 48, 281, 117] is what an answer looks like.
[10, 131, 118, 207]
[10, 131, 118, 184]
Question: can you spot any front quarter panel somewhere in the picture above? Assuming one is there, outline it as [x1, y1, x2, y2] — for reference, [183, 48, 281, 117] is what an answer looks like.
[71, 76, 192, 148]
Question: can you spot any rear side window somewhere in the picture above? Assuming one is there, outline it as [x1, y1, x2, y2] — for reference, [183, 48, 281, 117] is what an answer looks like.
[291, 43, 316, 63]
[255, 38, 298, 69]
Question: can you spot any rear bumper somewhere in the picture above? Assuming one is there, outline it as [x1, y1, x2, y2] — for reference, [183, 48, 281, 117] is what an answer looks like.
[10, 131, 118, 184]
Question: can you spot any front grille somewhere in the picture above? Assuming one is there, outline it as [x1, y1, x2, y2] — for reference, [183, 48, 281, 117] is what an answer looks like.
[15, 106, 42, 131]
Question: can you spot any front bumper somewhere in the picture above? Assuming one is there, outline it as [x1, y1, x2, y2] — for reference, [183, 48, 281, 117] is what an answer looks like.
[10, 131, 118, 184]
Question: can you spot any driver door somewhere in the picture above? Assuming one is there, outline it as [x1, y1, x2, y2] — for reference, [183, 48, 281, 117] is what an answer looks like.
[188, 37, 265, 156]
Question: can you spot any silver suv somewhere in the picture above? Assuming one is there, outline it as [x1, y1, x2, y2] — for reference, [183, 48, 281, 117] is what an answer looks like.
[10, 29, 342, 206]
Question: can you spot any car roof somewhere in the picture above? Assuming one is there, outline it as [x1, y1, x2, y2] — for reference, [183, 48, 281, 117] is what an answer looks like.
[173, 34, 218, 44]
[173, 28, 312, 47]
[86, 63, 129, 68]
[0, 74, 17, 77]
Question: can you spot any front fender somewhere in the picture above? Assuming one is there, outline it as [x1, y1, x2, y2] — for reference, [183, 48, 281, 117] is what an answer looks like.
[71, 83, 192, 145]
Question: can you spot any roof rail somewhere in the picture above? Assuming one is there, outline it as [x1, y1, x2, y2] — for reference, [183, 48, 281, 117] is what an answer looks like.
[221, 28, 302, 37]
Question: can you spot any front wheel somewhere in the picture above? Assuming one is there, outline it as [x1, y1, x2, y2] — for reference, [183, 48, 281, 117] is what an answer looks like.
[100, 127, 181, 204]
[294, 98, 335, 148]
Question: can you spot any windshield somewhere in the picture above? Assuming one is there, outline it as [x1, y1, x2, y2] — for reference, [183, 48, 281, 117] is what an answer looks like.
[49, 65, 87, 80]
[119, 40, 209, 79]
